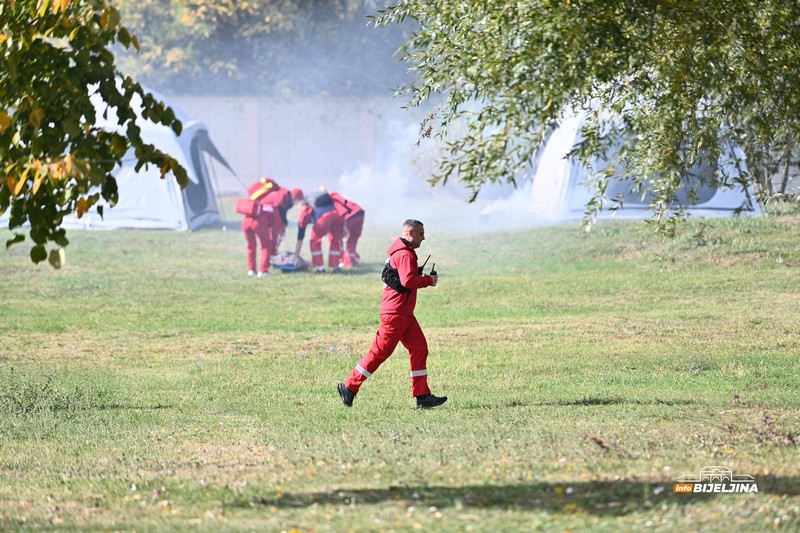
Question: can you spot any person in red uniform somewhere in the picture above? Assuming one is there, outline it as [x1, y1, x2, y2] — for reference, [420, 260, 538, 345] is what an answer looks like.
[261, 184, 294, 256]
[337, 219, 447, 409]
[246, 178, 303, 258]
[291, 187, 305, 204]
[242, 177, 281, 277]
[328, 191, 365, 268]
[294, 189, 344, 273]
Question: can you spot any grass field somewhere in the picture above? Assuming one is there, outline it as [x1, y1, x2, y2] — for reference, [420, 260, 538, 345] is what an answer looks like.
[1, 212, 799, 532]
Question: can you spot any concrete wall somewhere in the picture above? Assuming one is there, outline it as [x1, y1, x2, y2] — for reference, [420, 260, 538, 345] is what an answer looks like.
[172, 96, 428, 197]
[168, 96, 537, 231]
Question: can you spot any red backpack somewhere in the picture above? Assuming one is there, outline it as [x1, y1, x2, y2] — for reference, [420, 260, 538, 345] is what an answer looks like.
[235, 198, 262, 217]
[236, 178, 280, 217]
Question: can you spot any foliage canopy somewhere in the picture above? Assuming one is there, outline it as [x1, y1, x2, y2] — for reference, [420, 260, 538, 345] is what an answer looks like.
[112, 0, 412, 97]
[376, 0, 800, 229]
[0, 0, 187, 265]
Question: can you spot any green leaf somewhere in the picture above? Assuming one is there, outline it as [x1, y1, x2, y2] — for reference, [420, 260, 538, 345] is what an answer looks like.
[101, 176, 118, 204]
[53, 230, 69, 248]
[48, 248, 64, 269]
[110, 134, 127, 157]
[30, 245, 47, 264]
[5, 233, 25, 249]
[117, 27, 131, 48]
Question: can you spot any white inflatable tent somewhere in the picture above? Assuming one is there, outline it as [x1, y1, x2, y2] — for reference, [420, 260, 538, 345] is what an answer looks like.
[2, 87, 231, 231]
[529, 113, 761, 222]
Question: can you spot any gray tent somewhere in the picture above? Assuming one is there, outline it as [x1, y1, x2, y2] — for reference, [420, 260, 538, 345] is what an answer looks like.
[61, 87, 233, 230]
[0, 87, 233, 231]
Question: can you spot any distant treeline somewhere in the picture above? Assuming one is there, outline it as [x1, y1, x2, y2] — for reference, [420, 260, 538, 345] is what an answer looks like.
[112, 0, 414, 97]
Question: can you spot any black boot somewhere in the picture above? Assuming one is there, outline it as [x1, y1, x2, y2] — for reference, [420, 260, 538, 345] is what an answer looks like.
[416, 394, 448, 409]
[338, 383, 356, 407]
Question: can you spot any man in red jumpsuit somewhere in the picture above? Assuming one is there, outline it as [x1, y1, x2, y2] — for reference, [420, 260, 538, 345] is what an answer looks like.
[242, 177, 281, 277]
[262, 184, 294, 256]
[338, 219, 447, 409]
[246, 178, 303, 258]
[329, 191, 365, 268]
[294, 189, 344, 273]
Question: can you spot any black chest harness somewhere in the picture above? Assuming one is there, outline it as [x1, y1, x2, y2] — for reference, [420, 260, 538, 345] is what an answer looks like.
[381, 254, 410, 293]
[381, 247, 431, 294]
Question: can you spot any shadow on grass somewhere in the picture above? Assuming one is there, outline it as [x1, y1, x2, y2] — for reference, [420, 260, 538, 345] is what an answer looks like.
[271, 263, 381, 277]
[546, 397, 697, 407]
[328, 263, 383, 277]
[460, 397, 697, 409]
[92, 403, 175, 411]
[241, 476, 798, 515]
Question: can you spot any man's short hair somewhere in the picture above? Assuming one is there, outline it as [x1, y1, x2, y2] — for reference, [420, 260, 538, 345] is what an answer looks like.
[403, 219, 424, 229]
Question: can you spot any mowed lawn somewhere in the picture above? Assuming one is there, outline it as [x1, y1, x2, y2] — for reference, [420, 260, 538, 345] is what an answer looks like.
[1, 214, 799, 532]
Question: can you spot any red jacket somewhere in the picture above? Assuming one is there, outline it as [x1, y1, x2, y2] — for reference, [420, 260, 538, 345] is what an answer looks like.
[380, 238, 434, 316]
[329, 192, 364, 220]
[297, 204, 314, 231]
[261, 186, 293, 225]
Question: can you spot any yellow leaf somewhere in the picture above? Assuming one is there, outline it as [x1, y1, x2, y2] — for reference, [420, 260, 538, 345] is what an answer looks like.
[76, 197, 90, 218]
[29, 107, 44, 130]
[55, 0, 70, 13]
[64, 153, 73, 176]
[37, 0, 47, 17]
[0, 110, 10, 133]
[49, 163, 62, 180]
[32, 172, 44, 195]
[13, 172, 26, 195]
[6, 176, 17, 194]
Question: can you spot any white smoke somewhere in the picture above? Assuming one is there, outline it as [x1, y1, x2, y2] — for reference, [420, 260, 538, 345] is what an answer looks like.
[335, 117, 548, 232]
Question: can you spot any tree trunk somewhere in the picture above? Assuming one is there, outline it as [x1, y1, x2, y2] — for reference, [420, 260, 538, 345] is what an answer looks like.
[778, 146, 792, 194]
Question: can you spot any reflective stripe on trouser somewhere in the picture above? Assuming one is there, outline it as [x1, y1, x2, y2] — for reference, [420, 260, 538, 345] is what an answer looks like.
[309, 211, 344, 267]
[344, 313, 431, 397]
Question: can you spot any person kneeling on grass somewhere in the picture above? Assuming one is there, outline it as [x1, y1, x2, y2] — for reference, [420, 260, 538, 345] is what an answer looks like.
[338, 219, 447, 409]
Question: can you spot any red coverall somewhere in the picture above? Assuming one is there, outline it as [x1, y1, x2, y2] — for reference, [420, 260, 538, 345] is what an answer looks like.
[297, 204, 344, 268]
[261, 186, 293, 255]
[344, 238, 436, 397]
[242, 178, 283, 273]
[329, 192, 365, 267]
[241, 205, 276, 274]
